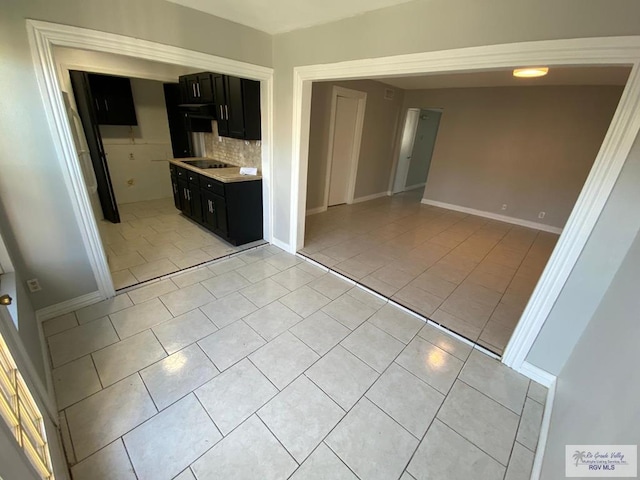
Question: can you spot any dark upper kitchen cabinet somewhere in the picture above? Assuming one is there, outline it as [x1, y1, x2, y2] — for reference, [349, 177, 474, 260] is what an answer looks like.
[179, 73, 215, 104]
[212, 74, 229, 137]
[87, 73, 137, 126]
[226, 76, 245, 139]
[217, 76, 261, 141]
[182, 72, 261, 140]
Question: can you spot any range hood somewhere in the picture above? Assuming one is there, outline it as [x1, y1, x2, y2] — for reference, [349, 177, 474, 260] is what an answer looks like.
[179, 103, 216, 119]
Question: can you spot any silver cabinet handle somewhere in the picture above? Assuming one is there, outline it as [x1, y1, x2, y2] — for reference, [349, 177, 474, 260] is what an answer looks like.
[224, 105, 229, 120]
[192, 84, 197, 97]
[95, 98, 100, 111]
[208, 199, 213, 213]
[183, 188, 187, 200]
[187, 189, 191, 201]
[104, 99, 109, 111]
[196, 83, 201, 97]
[219, 105, 224, 119]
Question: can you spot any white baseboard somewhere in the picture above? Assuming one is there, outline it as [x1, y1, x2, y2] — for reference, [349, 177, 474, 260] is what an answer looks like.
[306, 206, 327, 216]
[530, 378, 557, 480]
[404, 182, 426, 192]
[271, 237, 294, 254]
[519, 361, 556, 388]
[420, 199, 563, 235]
[35, 290, 104, 323]
[352, 191, 392, 204]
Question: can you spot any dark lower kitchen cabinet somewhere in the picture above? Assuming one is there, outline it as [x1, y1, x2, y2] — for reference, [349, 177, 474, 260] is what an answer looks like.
[202, 190, 228, 236]
[187, 171, 203, 223]
[171, 165, 262, 245]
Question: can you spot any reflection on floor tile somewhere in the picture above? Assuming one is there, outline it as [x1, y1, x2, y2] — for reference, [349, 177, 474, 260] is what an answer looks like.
[49, 244, 544, 480]
[100, 197, 263, 290]
[301, 191, 557, 353]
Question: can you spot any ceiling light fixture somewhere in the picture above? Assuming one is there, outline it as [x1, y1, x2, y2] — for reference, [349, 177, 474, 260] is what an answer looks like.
[513, 67, 549, 78]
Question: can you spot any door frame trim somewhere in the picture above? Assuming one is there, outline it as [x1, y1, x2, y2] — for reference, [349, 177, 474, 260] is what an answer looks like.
[289, 36, 640, 377]
[391, 107, 421, 194]
[323, 86, 367, 209]
[26, 20, 274, 301]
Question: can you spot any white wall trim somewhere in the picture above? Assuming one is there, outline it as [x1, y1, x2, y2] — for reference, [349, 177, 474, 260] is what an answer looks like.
[26, 19, 275, 300]
[530, 379, 557, 480]
[289, 36, 640, 376]
[306, 206, 327, 216]
[322, 86, 367, 208]
[520, 361, 557, 388]
[353, 191, 392, 204]
[392, 108, 420, 194]
[270, 237, 292, 252]
[35, 290, 103, 323]
[421, 199, 564, 234]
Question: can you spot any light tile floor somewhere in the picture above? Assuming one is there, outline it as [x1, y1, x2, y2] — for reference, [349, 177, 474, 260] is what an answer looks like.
[98, 197, 265, 290]
[44, 245, 547, 480]
[300, 191, 558, 354]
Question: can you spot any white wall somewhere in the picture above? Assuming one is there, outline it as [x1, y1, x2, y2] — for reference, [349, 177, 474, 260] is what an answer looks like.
[526, 133, 640, 374]
[100, 78, 174, 205]
[306, 80, 404, 211]
[539, 229, 640, 478]
[0, 0, 271, 309]
[402, 85, 622, 229]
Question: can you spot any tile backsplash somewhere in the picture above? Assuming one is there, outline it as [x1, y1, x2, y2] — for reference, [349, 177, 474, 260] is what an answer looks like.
[202, 121, 261, 169]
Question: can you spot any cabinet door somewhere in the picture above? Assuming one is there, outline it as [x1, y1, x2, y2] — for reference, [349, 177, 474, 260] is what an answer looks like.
[202, 190, 217, 230]
[197, 73, 215, 103]
[226, 76, 245, 139]
[213, 74, 229, 137]
[242, 79, 261, 140]
[171, 175, 181, 210]
[177, 179, 191, 216]
[212, 193, 228, 236]
[88, 74, 137, 125]
[189, 182, 203, 222]
[185, 75, 200, 103]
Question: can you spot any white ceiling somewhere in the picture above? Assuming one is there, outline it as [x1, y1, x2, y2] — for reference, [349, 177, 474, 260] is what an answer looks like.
[377, 66, 631, 90]
[164, 0, 417, 34]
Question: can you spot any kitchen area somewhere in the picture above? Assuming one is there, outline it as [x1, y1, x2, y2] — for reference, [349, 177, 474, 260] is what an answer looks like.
[58, 46, 265, 289]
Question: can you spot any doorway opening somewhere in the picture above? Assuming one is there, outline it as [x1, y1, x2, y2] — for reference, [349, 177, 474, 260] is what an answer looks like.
[49, 43, 272, 292]
[392, 108, 442, 195]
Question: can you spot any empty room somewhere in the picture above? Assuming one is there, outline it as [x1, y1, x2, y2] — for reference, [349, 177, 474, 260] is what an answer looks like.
[301, 66, 628, 354]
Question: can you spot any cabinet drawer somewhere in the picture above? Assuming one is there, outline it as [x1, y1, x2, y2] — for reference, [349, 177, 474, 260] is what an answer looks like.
[187, 171, 199, 183]
[200, 176, 225, 196]
[175, 167, 188, 180]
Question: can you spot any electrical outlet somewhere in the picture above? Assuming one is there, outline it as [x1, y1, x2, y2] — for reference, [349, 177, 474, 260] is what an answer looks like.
[26, 278, 42, 293]
[538, 211, 546, 219]
[129, 153, 135, 161]
[501, 204, 508, 210]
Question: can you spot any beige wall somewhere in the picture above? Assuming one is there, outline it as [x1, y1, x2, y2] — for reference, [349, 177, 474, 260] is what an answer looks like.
[306, 80, 404, 211]
[540, 229, 640, 477]
[402, 85, 623, 229]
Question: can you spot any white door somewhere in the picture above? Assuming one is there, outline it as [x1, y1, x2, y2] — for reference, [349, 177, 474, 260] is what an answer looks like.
[328, 95, 360, 206]
[392, 108, 420, 193]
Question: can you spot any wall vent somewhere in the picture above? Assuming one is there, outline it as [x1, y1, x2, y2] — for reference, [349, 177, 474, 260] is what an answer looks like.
[384, 88, 395, 100]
